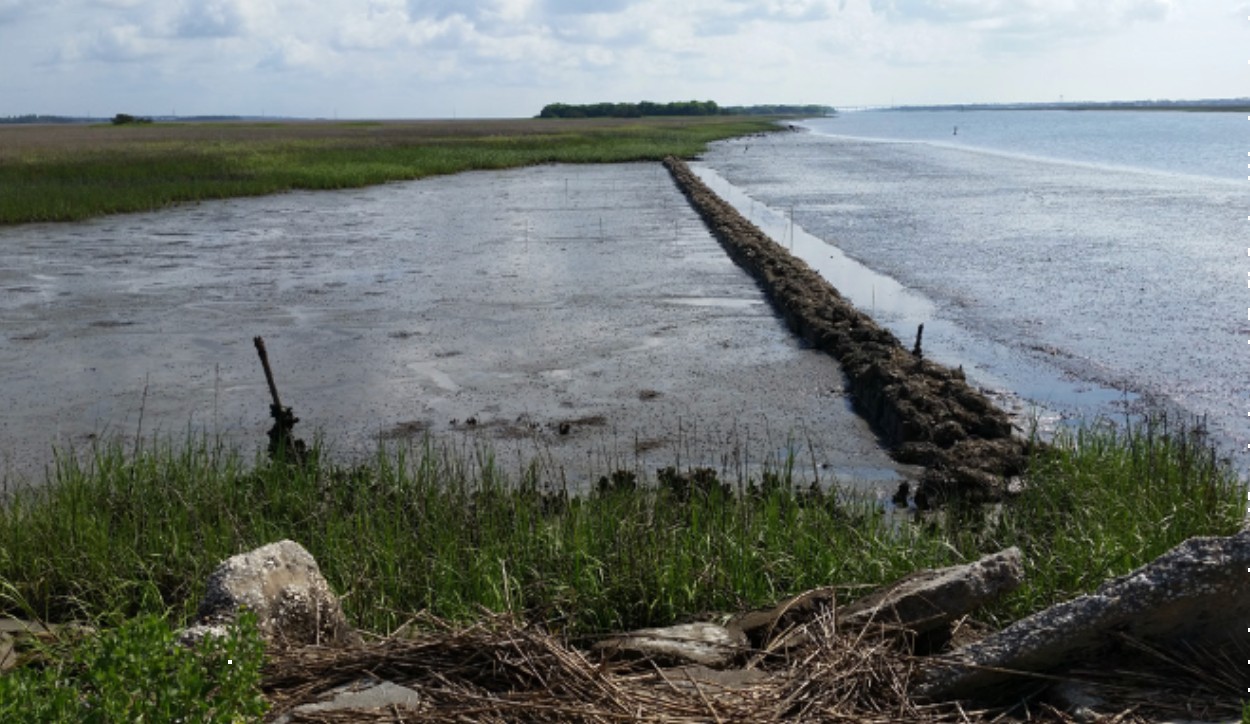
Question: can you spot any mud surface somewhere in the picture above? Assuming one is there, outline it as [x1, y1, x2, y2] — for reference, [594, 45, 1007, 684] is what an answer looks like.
[665, 157, 1030, 504]
[0, 163, 913, 491]
[698, 128, 1248, 467]
[685, 163, 1140, 441]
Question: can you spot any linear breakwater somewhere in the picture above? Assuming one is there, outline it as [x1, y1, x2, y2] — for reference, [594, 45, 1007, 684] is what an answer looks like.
[663, 156, 1032, 505]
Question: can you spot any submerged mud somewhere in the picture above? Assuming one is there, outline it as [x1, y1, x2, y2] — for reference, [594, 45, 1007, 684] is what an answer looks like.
[0, 162, 911, 492]
[664, 157, 1031, 505]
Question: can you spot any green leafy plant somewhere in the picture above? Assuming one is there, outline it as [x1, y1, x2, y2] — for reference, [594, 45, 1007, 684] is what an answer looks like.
[0, 611, 267, 723]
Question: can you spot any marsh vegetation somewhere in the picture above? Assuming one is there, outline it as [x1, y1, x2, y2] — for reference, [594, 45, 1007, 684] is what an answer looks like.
[0, 117, 775, 224]
[0, 417, 1239, 635]
[0, 417, 1241, 719]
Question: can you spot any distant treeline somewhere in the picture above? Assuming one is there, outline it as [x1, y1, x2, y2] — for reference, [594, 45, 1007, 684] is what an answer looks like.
[721, 104, 836, 116]
[537, 101, 835, 119]
[0, 114, 93, 125]
[1, 114, 258, 125]
[111, 114, 153, 125]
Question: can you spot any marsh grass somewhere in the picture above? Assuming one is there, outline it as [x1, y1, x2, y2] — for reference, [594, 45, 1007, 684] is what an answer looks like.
[957, 414, 1245, 624]
[0, 117, 776, 224]
[0, 437, 958, 635]
[0, 413, 1241, 640]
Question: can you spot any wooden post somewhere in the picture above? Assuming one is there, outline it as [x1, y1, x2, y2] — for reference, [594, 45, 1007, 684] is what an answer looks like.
[253, 336, 305, 462]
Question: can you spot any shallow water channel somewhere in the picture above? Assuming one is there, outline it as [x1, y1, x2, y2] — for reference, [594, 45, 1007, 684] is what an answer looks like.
[1, 163, 914, 492]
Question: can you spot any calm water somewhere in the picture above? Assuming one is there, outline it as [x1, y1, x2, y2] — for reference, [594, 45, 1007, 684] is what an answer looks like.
[701, 110, 1248, 465]
[805, 110, 1243, 181]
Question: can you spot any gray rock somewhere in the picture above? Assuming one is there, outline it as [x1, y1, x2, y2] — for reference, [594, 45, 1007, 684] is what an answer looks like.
[182, 540, 358, 648]
[839, 546, 1024, 632]
[0, 619, 44, 673]
[594, 622, 748, 668]
[0, 619, 93, 673]
[273, 680, 422, 723]
[730, 548, 1023, 649]
[918, 529, 1250, 699]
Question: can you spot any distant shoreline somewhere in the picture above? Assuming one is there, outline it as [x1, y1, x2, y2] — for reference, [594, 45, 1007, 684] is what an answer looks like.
[883, 101, 1250, 113]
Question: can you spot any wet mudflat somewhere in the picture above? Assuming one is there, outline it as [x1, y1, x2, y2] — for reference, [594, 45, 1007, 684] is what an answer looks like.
[699, 130, 1247, 460]
[0, 163, 912, 491]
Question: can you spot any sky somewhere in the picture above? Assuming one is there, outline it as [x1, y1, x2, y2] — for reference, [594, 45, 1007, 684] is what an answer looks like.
[1, 0, 1246, 119]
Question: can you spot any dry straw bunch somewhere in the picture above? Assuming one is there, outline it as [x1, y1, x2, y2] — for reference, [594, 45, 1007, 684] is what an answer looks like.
[262, 612, 992, 724]
[261, 611, 1238, 722]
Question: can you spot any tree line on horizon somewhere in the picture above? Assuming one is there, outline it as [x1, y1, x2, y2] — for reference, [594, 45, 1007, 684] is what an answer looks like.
[537, 101, 835, 119]
[0, 114, 91, 124]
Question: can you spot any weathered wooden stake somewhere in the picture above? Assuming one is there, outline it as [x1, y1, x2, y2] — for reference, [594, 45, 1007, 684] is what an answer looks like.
[253, 336, 305, 462]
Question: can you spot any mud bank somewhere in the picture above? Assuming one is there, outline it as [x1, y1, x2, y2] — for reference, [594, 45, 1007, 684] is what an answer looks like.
[664, 157, 1031, 505]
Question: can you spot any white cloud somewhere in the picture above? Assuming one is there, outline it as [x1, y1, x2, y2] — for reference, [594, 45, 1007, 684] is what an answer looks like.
[404, 0, 466, 20]
[543, 0, 633, 14]
[404, 0, 541, 24]
[335, 9, 472, 52]
[0, 0, 54, 23]
[868, 0, 1173, 33]
[81, 23, 160, 61]
[258, 34, 331, 70]
[752, 0, 837, 21]
[176, 0, 255, 38]
[0, 0, 1235, 118]
[549, 7, 649, 46]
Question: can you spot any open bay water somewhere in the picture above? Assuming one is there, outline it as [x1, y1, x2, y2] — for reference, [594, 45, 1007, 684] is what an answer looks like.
[804, 109, 1244, 181]
[699, 110, 1248, 467]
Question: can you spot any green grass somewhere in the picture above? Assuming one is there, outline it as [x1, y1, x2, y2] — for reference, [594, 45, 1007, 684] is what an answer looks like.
[0, 439, 961, 634]
[0, 118, 777, 224]
[971, 415, 1244, 624]
[0, 415, 1241, 637]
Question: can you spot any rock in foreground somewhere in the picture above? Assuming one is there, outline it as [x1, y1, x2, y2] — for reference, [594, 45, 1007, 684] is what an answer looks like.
[730, 547, 1023, 651]
[917, 528, 1250, 700]
[593, 622, 748, 668]
[182, 539, 358, 648]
